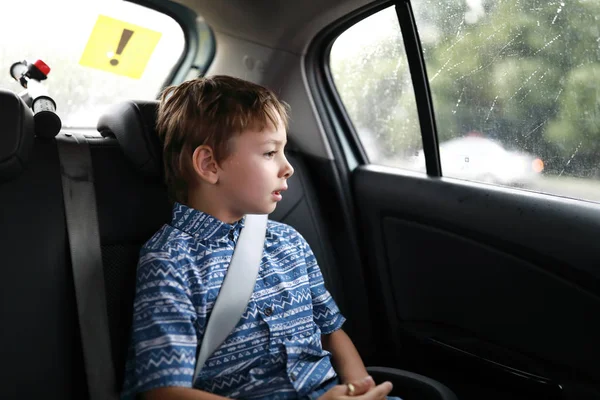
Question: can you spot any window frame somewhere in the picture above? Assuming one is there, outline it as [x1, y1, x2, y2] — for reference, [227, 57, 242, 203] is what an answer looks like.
[127, 0, 213, 89]
[394, 0, 441, 177]
[308, 0, 442, 177]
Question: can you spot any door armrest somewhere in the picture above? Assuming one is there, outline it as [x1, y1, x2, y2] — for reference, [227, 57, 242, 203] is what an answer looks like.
[366, 366, 458, 400]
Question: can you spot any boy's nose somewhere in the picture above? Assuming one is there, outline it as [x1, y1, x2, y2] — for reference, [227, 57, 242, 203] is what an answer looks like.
[282, 158, 294, 179]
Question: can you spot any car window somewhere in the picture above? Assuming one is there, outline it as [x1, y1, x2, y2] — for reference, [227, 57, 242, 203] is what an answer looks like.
[0, 0, 186, 129]
[409, 0, 600, 202]
[329, 6, 423, 169]
[330, 1, 600, 203]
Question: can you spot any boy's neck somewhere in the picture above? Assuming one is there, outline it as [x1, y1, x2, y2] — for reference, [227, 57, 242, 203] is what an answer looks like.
[187, 189, 243, 225]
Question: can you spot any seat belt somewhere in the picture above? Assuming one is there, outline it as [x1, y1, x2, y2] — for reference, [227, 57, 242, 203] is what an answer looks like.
[56, 132, 118, 400]
[193, 213, 268, 380]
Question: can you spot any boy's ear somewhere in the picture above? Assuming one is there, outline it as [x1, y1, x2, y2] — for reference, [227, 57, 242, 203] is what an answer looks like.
[192, 145, 220, 184]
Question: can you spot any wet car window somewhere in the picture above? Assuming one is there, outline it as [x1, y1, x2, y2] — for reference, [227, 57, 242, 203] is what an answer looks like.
[1, 0, 185, 129]
[330, 1, 600, 203]
[413, 0, 600, 201]
[329, 6, 423, 167]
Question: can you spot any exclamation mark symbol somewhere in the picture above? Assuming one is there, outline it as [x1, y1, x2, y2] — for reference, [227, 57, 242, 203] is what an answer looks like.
[110, 29, 134, 66]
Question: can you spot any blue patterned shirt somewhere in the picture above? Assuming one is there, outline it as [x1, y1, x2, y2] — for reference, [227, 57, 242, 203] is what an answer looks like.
[122, 203, 346, 399]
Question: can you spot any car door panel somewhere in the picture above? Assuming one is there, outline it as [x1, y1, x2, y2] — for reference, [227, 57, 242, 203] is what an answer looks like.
[353, 165, 600, 398]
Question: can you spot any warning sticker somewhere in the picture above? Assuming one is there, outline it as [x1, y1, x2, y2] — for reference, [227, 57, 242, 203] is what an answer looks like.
[79, 15, 162, 79]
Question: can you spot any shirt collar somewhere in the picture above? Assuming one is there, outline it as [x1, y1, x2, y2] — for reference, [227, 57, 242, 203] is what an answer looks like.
[170, 202, 245, 241]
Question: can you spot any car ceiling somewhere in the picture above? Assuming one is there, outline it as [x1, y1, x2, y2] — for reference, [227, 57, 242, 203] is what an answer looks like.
[175, 0, 375, 54]
[172, 0, 380, 160]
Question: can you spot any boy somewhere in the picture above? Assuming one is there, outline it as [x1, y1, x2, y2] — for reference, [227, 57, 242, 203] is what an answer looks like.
[122, 76, 395, 400]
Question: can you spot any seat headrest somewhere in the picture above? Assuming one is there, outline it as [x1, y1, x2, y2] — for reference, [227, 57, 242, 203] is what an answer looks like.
[0, 89, 35, 183]
[97, 100, 163, 178]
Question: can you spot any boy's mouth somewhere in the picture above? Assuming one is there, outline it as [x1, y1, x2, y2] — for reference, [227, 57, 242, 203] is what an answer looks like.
[272, 191, 283, 202]
[272, 186, 287, 201]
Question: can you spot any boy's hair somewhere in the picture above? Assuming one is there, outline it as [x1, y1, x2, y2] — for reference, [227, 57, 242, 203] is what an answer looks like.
[156, 75, 290, 203]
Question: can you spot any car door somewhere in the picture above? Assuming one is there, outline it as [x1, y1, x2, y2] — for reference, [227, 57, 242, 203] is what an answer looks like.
[307, 1, 600, 399]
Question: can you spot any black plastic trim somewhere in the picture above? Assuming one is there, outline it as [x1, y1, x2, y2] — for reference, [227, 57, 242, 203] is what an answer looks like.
[304, 0, 397, 365]
[298, 153, 377, 362]
[395, 0, 441, 177]
[367, 366, 458, 400]
[192, 20, 216, 77]
[356, 164, 600, 299]
[429, 338, 556, 387]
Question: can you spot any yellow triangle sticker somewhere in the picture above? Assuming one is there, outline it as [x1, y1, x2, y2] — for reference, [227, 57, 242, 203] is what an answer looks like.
[79, 15, 162, 79]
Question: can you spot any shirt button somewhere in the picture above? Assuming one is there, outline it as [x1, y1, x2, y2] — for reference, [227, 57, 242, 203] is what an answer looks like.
[264, 306, 273, 316]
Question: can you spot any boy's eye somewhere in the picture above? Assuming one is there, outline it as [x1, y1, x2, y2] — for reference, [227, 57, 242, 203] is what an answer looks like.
[264, 151, 277, 158]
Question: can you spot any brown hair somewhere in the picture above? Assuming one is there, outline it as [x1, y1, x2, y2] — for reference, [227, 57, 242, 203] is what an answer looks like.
[156, 75, 290, 203]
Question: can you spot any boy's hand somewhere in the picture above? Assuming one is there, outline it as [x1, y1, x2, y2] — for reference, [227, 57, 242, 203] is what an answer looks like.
[345, 375, 376, 396]
[318, 379, 392, 400]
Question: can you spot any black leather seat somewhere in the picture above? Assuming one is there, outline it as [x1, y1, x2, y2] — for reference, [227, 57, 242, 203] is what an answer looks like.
[0, 90, 88, 399]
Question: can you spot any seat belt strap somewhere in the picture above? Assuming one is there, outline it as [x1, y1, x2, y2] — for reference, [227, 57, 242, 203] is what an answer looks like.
[56, 132, 118, 400]
[193, 213, 268, 380]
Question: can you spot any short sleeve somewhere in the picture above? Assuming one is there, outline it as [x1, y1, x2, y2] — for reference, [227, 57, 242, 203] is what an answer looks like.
[300, 235, 346, 335]
[121, 251, 199, 398]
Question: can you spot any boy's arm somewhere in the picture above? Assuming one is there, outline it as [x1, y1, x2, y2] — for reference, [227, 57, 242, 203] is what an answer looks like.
[123, 253, 203, 397]
[297, 232, 370, 384]
[321, 329, 369, 384]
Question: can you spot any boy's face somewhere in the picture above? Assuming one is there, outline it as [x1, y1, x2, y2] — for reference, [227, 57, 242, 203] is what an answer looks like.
[216, 119, 294, 220]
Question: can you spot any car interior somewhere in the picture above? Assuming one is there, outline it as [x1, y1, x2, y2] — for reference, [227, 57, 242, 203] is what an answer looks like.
[2, 0, 600, 399]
